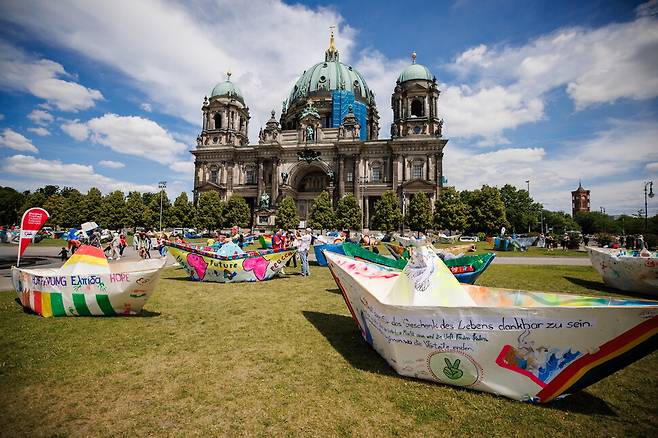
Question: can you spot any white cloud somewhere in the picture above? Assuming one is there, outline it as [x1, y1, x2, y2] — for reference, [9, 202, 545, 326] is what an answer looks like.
[443, 13, 658, 143]
[140, 102, 152, 112]
[169, 159, 195, 175]
[0, 128, 38, 152]
[0, 40, 104, 111]
[62, 113, 187, 165]
[0, 155, 155, 193]
[0, 0, 356, 143]
[60, 119, 89, 141]
[27, 126, 50, 136]
[27, 109, 54, 125]
[444, 119, 658, 215]
[98, 159, 125, 169]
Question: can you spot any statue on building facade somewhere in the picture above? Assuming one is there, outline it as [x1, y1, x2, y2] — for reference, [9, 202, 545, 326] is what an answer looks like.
[259, 192, 270, 208]
[306, 125, 314, 141]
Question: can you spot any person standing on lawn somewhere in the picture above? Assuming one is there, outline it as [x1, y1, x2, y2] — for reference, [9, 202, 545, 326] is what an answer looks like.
[297, 228, 312, 277]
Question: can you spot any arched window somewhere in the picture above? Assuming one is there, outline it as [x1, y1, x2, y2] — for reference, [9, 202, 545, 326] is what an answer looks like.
[245, 168, 256, 185]
[213, 113, 222, 129]
[371, 166, 382, 182]
[211, 169, 219, 183]
[411, 99, 423, 117]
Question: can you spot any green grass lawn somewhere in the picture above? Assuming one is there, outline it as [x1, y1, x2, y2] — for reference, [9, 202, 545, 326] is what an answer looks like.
[434, 241, 589, 257]
[1, 263, 656, 436]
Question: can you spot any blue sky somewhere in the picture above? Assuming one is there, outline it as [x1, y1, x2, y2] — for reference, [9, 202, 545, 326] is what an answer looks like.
[0, 0, 656, 215]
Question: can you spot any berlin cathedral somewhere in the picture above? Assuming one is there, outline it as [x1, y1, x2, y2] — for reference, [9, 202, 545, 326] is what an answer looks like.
[192, 32, 448, 227]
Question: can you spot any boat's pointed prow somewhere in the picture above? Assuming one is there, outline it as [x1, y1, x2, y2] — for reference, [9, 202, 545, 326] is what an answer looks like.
[387, 245, 476, 306]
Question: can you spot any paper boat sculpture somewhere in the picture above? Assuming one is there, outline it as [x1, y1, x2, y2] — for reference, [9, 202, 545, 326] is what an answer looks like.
[588, 247, 658, 295]
[314, 243, 345, 267]
[11, 245, 165, 317]
[165, 242, 295, 282]
[259, 235, 272, 249]
[341, 242, 495, 285]
[325, 241, 658, 402]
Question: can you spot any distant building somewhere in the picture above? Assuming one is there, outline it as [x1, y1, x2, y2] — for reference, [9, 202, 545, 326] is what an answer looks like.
[191, 32, 447, 227]
[571, 181, 590, 217]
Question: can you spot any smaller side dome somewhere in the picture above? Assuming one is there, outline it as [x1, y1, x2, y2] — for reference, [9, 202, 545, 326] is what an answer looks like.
[397, 52, 435, 83]
[210, 71, 243, 100]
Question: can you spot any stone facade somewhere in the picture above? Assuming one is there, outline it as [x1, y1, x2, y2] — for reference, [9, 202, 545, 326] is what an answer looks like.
[192, 39, 448, 228]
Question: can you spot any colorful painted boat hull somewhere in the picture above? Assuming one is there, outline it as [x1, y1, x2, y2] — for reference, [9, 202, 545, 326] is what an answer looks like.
[325, 251, 658, 403]
[166, 243, 295, 282]
[313, 243, 345, 267]
[11, 258, 165, 317]
[588, 247, 658, 295]
[259, 235, 272, 249]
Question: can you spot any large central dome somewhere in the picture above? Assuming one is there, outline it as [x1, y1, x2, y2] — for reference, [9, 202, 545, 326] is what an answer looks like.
[285, 34, 375, 109]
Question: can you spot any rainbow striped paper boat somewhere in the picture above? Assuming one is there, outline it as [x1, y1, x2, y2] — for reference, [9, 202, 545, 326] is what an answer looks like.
[325, 240, 658, 403]
[12, 245, 165, 317]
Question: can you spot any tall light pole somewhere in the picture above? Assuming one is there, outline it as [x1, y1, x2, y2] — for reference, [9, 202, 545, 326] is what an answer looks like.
[158, 181, 167, 232]
[525, 180, 531, 233]
[644, 181, 654, 232]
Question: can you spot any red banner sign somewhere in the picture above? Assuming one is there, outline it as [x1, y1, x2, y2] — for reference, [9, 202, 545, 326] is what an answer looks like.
[17, 207, 49, 266]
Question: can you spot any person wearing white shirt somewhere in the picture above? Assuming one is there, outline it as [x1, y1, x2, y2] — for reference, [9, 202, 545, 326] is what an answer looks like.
[296, 228, 312, 276]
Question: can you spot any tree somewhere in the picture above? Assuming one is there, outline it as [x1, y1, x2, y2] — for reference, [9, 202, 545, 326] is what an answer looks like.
[406, 192, 433, 234]
[500, 184, 543, 233]
[543, 210, 580, 234]
[276, 196, 299, 230]
[224, 195, 251, 227]
[43, 194, 67, 228]
[60, 187, 84, 227]
[334, 194, 362, 230]
[463, 185, 508, 234]
[433, 187, 468, 232]
[169, 192, 195, 228]
[146, 191, 172, 230]
[370, 191, 402, 232]
[81, 187, 103, 223]
[307, 191, 335, 231]
[574, 211, 620, 235]
[99, 191, 126, 229]
[0, 186, 24, 225]
[124, 191, 146, 228]
[194, 191, 224, 230]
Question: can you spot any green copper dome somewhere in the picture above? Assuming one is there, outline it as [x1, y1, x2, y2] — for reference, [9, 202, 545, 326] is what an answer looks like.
[210, 79, 243, 100]
[397, 63, 434, 83]
[287, 60, 374, 107]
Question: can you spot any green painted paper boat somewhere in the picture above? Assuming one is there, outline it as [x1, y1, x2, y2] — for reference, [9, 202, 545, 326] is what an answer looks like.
[342, 242, 495, 284]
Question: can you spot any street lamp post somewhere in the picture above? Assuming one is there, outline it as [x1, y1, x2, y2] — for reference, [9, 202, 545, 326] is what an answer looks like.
[644, 181, 654, 232]
[525, 180, 531, 233]
[158, 181, 167, 232]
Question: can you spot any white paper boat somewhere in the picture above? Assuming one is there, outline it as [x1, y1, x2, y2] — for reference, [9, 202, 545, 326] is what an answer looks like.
[588, 247, 658, 295]
[325, 245, 658, 403]
[12, 245, 165, 317]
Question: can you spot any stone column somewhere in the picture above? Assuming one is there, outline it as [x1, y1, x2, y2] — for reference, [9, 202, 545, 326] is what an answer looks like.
[391, 155, 399, 189]
[338, 155, 345, 198]
[364, 196, 369, 229]
[353, 155, 361, 198]
[257, 160, 264, 203]
[401, 155, 407, 182]
[426, 158, 430, 181]
[271, 160, 279, 205]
